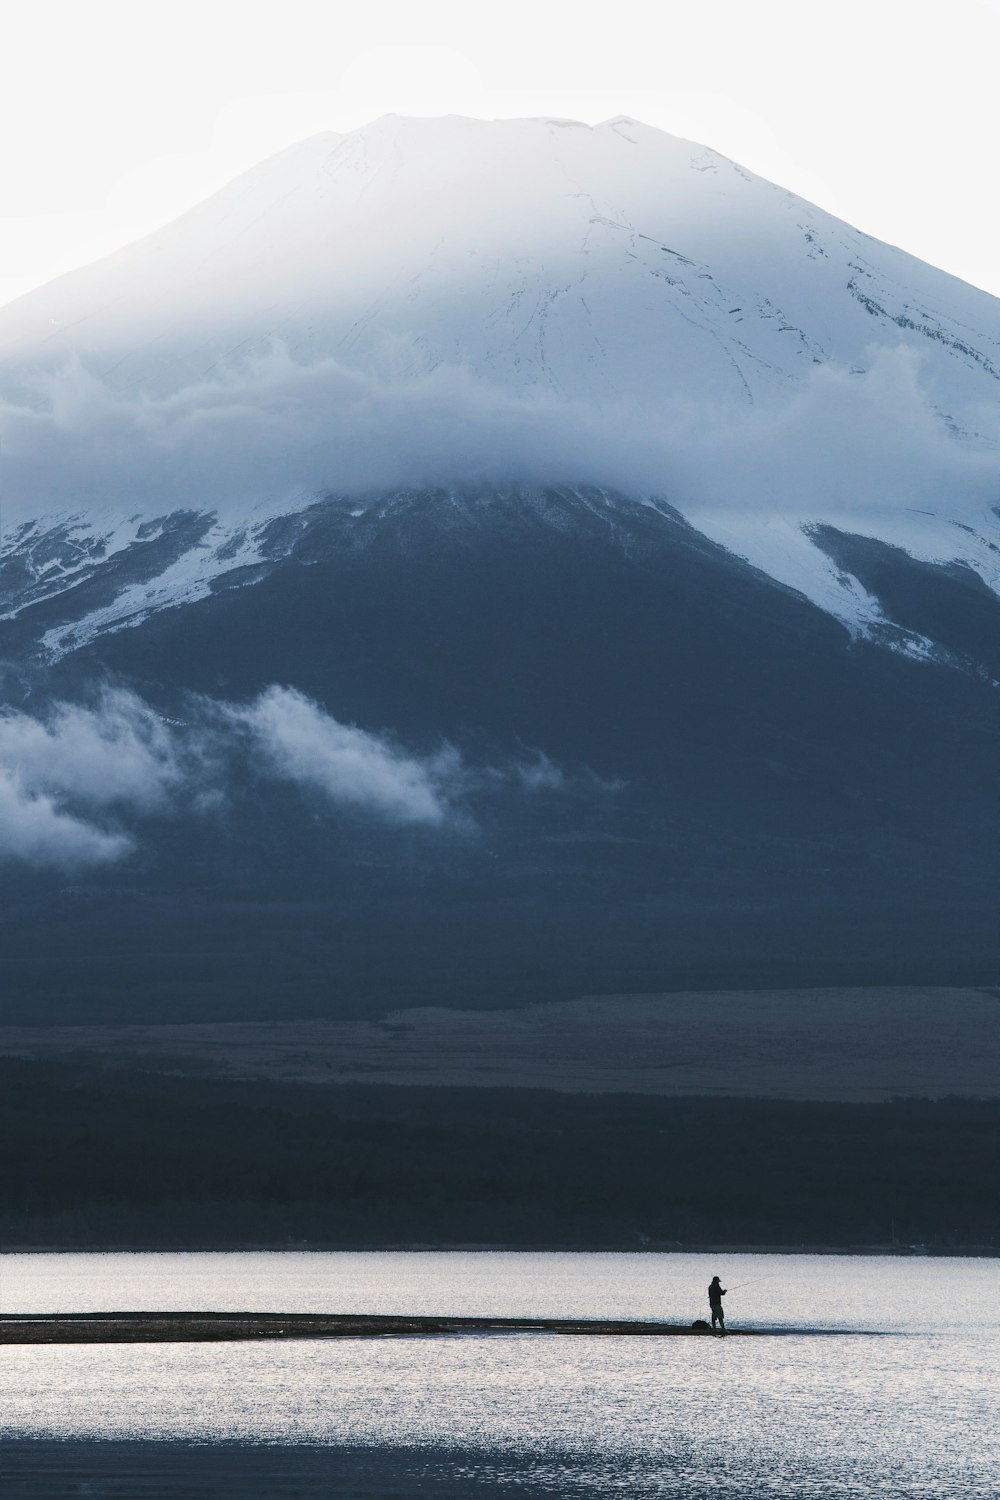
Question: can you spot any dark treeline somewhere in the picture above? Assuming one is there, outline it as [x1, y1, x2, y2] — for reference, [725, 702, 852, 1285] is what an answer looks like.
[0, 1058, 997, 1250]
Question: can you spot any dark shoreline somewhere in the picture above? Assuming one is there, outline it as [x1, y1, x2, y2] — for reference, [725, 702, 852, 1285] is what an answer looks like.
[2, 1243, 995, 1257]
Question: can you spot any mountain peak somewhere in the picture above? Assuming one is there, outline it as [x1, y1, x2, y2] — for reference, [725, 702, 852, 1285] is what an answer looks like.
[0, 114, 998, 655]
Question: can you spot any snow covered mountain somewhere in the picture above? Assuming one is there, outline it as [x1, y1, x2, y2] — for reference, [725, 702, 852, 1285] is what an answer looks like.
[2, 113, 999, 660]
[2, 115, 1000, 1022]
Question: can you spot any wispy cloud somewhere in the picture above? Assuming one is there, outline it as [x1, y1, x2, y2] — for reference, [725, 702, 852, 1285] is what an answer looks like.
[222, 685, 456, 826]
[0, 688, 181, 810]
[0, 688, 183, 869]
[0, 683, 582, 869]
[0, 767, 131, 868]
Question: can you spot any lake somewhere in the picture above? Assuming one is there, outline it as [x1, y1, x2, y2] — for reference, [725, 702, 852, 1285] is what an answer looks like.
[1, 1250, 997, 1496]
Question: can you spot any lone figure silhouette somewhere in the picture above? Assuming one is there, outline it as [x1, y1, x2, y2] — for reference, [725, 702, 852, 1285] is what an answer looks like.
[708, 1275, 727, 1333]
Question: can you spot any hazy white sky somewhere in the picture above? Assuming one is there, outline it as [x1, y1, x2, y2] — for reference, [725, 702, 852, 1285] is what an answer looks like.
[1, 0, 999, 309]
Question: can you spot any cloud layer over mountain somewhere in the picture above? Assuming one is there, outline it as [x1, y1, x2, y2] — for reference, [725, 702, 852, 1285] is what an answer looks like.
[3, 343, 997, 636]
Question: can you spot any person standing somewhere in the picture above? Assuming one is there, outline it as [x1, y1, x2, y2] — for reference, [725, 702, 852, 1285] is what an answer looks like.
[708, 1275, 727, 1332]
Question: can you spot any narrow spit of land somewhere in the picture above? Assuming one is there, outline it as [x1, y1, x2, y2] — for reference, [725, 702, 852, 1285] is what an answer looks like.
[0, 1312, 762, 1344]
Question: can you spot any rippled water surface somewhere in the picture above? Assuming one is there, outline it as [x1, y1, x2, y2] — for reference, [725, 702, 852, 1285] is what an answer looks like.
[1, 1250, 997, 1496]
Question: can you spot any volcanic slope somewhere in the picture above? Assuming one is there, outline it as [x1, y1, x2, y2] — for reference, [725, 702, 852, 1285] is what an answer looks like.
[0, 116, 999, 1022]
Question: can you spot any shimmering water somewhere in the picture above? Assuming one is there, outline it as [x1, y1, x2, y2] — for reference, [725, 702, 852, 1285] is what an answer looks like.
[1, 1251, 997, 1496]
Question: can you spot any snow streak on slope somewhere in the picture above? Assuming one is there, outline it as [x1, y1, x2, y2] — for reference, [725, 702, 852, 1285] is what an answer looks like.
[1, 114, 999, 658]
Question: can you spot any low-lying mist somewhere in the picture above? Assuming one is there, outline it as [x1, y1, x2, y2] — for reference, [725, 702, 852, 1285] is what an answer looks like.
[0, 685, 581, 871]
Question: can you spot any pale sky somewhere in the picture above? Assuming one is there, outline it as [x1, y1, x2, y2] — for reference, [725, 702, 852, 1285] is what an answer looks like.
[2, 0, 999, 310]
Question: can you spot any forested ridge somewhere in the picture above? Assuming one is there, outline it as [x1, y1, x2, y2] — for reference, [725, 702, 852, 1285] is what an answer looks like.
[1, 1059, 997, 1250]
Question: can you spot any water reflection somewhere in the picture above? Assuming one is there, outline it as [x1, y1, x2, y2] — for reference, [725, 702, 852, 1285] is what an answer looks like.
[0, 1252, 997, 1497]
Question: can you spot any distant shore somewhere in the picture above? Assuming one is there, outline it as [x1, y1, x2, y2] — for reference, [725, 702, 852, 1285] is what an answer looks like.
[4, 988, 999, 1101]
[5, 1061, 996, 1252]
[2, 1242, 996, 1257]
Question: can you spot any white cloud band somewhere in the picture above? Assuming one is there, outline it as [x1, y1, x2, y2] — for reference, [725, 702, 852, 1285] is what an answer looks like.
[0, 684, 578, 870]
